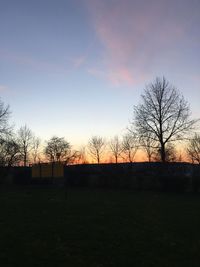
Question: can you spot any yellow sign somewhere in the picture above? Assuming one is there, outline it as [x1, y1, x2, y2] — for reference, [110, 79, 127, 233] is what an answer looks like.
[32, 163, 64, 178]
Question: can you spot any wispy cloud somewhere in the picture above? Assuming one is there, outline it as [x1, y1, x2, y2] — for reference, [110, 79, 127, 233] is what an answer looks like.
[86, 0, 199, 87]
[72, 38, 96, 69]
[0, 49, 68, 75]
[0, 85, 8, 92]
[73, 55, 87, 68]
[87, 67, 134, 86]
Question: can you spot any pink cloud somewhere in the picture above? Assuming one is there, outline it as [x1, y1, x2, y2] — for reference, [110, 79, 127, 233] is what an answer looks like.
[88, 67, 148, 88]
[0, 85, 8, 92]
[108, 68, 134, 86]
[88, 67, 135, 86]
[191, 74, 200, 82]
[86, 0, 190, 87]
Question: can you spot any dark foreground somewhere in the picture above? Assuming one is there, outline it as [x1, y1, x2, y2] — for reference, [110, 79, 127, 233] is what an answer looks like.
[0, 186, 200, 267]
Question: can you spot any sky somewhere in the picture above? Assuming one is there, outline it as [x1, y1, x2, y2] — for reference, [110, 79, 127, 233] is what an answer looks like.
[0, 0, 200, 149]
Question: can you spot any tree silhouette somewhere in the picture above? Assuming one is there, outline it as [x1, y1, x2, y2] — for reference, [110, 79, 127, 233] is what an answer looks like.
[88, 136, 106, 164]
[139, 133, 157, 162]
[44, 136, 71, 163]
[109, 136, 123, 163]
[0, 98, 11, 140]
[31, 137, 41, 164]
[121, 133, 138, 162]
[17, 125, 34, 166]
[187, 134, 200, 164]
[133, 77, 197, 162]
[0, 137, 20, 166]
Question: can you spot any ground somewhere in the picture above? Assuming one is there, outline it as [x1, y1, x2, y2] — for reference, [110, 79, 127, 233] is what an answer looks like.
[0, 186, 200, 267]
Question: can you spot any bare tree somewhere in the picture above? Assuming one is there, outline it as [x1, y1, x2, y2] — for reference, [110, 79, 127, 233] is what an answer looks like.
[110, 136, 122, 163]
[0, 137, 21, 166]
[88, 136, 106, 164]
[121, 133, 138, 162]
[44, 136, 77, 164]
[139, 133, 157, 162]
[0, 98, 11, 140]
[31, 137, 41, 164]
[187, 134, 200, 164]
[76, 146, 88, 164]
[0, 99, 18, 166]
[133, 77, 197, 162]
[17, 125, 34, 166]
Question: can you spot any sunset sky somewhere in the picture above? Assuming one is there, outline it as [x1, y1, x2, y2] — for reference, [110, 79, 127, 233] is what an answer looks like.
[0, 0, 200, 149]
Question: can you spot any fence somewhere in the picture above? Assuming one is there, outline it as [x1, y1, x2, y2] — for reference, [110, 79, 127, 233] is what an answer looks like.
[0, 162, 200, 192]
[65, 162, 200, 192]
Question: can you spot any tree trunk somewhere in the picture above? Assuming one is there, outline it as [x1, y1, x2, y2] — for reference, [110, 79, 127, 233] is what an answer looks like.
[24, 152, 27, 166]
[128, 151, 132, 163]
[160, 143, 166, 163]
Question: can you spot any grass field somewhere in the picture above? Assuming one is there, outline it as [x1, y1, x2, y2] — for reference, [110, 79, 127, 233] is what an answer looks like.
[0, 186, 200, 267]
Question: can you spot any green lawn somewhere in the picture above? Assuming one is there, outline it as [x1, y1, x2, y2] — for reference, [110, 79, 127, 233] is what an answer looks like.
[0, 186, 200, 267]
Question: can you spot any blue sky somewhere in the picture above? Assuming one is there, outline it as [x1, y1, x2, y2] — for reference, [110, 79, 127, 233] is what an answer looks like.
[0, 0, 200, 147]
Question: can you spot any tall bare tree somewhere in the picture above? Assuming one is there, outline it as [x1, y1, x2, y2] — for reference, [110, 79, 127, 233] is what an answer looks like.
[187, 134, 200, 164]
[110, 136, 122, 163]
[133, 77, 197, 162]
[139, 133, 157, 162]
[88, 136, 106, 164]
[31, 137, 41, 164]
[17, 125, 34, 166]
[121, 133, 138, 162]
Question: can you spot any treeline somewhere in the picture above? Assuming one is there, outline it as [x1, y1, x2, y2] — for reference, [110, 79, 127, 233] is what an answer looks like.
[0, 76, 200, 166]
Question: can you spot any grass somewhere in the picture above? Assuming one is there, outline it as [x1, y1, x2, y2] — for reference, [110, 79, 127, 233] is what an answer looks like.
[0, 186, 200, 266]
